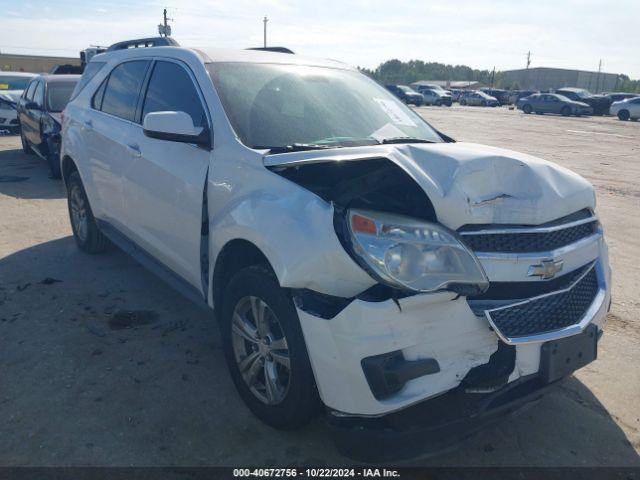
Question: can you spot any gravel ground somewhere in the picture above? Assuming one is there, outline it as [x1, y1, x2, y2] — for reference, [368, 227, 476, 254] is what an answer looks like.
[0, 106, 638, 467]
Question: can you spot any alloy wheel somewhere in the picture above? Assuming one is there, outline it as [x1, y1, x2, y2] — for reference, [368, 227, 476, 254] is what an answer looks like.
[231, 296, 291, 405]
[69, 184, 89, 242]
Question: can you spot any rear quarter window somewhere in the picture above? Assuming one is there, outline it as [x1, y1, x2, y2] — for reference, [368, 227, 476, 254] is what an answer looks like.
[70, 61, 106, 101]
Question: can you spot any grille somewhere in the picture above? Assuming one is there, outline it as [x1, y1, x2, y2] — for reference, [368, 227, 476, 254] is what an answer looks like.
[461, 221, 597, 253]
[486, 266, 598, 340]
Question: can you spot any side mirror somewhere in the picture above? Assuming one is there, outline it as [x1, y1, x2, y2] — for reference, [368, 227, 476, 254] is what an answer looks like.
[25, 101, 40, 110]
[143, 111, 210, 148]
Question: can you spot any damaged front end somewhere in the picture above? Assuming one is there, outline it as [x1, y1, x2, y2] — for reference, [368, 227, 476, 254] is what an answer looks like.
[264, 142, 611, 458]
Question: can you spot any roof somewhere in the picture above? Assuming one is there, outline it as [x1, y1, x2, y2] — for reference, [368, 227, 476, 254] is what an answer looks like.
[34, 74, 81, 83]
[0, 71, 38, 78]
[411, 80, 483, 89]
[91, 45, 353, 71]
[502, 66, 617, 77]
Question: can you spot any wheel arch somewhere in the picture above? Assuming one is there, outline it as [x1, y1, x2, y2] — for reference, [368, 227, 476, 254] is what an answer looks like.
[211, 239, 274, 316]
[61, 154, 78, 186]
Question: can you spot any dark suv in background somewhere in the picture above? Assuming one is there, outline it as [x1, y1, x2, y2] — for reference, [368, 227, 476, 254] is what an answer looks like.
[385, 84, 424, 106]
[18, 74, 79, 178]
[480, 88, 510, 105]
[555, 88, 611, 115]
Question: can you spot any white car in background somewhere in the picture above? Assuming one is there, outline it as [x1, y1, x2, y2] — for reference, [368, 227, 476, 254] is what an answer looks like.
[610, 96, 640, 121]
[61, 37, 611, 462]
[0, 72, 37, 132]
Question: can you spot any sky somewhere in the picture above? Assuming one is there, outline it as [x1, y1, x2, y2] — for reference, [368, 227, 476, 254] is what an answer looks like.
[2, 0, 639, 79]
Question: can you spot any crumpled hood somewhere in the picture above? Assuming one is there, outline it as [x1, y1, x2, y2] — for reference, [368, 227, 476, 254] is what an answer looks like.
[264, 142, 595, 230]
[0, 90, 23, 104]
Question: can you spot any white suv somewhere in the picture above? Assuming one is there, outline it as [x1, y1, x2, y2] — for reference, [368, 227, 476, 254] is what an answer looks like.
[61, 38, 611, 461]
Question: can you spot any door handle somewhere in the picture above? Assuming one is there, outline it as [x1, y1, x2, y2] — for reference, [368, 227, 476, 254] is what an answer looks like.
[126, 143, 141, 157]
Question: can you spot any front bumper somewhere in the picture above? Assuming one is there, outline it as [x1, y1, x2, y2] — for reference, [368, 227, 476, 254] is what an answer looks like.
[297, 233, 611, 417]
[329, 374, 550, 462]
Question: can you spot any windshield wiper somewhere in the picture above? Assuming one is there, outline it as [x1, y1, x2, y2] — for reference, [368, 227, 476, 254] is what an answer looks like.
[380, 137, 436, 145]
[253, 143, 337, 154]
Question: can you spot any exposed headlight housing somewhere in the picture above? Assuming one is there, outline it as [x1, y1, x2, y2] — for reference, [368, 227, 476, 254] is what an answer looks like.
[345, 209, 489, 294]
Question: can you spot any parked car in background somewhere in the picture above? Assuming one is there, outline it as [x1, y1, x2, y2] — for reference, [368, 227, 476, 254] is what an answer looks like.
[609, 96, 640, 121]
[414, 86, 452, 106]
[0, 72, 37, 133]
[555, 88, 611, 115]
[61, 37, 612, 462]
[508, 90, 538, 105]
[449, 88, 463, 102]
[18, 74, 80, 178]
[603, 92, 639, 103]
[385, 84, 424, 106]
[480, 88, 509, 105]
[459, 90, 499, 106]
[517, 93, 592, 116]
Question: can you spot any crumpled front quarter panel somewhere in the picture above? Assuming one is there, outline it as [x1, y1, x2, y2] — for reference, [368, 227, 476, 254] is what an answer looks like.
[207, 146, 376, 299]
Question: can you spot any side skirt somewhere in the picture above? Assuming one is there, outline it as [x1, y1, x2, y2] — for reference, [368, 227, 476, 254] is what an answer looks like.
[96, 219, 211, 311]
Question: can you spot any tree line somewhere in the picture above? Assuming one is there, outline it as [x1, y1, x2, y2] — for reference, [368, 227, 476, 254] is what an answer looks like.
[359, 59, 640, 93]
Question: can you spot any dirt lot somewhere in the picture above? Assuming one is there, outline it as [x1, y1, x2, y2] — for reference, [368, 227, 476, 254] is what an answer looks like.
[0, 106, 639, 467]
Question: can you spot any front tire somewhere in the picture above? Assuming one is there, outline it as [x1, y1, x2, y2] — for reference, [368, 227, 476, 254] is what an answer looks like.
[618, 110, 630, 121]
[66, 171, 109, 253]
[220, 265, 320, 430]
[45, 138, 61, 179]
[523, 104, 532, 114]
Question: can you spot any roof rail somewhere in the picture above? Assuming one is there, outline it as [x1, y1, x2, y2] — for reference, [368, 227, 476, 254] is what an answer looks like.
[247, 47, 294, 54]
[107, 37, 180, 52]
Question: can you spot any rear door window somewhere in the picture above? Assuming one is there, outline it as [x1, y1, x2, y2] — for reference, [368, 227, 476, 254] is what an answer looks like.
[100, 60, 150, 122]
[141, 61, 206, 129]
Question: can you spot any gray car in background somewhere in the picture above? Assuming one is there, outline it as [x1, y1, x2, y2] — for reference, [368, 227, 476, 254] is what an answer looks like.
[517, 93, 592, 116]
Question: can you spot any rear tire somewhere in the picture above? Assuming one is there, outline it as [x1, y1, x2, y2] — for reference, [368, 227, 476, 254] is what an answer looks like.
[66, 171, 109, 253]
[618, 110, 630, 121]
[561, 106, 571, 117]
[460, 99, 467, 106]
[435, 99, 442, 106]
[523, 104, 532, 114]
[220, 264, 320, 430]
[20, 129, 33, 154]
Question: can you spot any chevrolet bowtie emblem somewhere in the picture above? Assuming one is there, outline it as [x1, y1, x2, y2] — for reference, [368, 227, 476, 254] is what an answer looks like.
[528, 259, 564, 279]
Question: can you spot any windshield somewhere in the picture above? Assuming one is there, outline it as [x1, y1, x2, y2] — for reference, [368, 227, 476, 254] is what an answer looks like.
[46, 81, 78, 112]
[207, 63, 442, 150]
[0, 75, 33, 91]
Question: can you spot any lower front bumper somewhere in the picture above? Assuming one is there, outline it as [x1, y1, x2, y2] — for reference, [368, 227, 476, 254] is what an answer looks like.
[329, 323, 600, 462]
[329, 374, 549, 462]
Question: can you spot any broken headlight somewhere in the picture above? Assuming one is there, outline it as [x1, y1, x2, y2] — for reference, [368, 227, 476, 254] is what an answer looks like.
[346, 209, 489, 294]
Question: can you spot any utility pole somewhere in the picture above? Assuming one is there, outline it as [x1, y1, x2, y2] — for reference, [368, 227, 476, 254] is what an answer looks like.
[596, 59, 602, 93]
[490, 66, 496, 87]
[263, 16, 268, 48]
[525, 51, 532, 89]
[158, 8, 172, 37]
